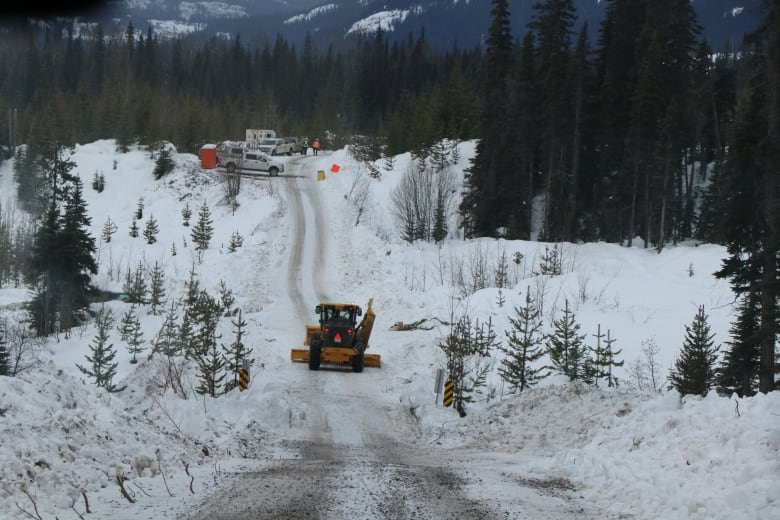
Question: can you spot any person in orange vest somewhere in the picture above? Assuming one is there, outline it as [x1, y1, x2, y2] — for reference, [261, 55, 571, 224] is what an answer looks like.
[312, 137, 321, 156]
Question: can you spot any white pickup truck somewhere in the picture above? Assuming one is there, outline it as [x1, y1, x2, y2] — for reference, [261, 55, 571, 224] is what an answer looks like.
[257, 138, 294, 156]
[216, 146, 285, 176]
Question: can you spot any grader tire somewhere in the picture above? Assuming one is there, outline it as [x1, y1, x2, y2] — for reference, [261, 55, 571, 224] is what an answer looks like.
[352, 350, 365, 373]
[309, 340, 321, 371]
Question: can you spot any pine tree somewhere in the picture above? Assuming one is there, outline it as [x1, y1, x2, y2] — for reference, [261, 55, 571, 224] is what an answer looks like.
[135, 197, 144, 220]
[459, 0, 514, 238]
[92, 170, 105, 192]
[223, 309, 253, 393]
[191, 200, 214, 263]
[218, 279, 235, 317]
[668, 305, 719, 396]
[535, 244, 562, 276]
[152, 301, 187, 396]
[118, 304, 145, 364]
[438, 315, 498, 417]
[153, 144, 175, 180]
[58, 175, 98, 330]
[227, 231, 243, 253]
[498, 291, 549, 392]
[101, 216, 117, 243]
[143, 214, 159, 244]
[25, 199, 61, 336]
[77, 305, 125, 392]
[148, 261, 166, 315]
[26, 152, 97, 335]
[717, 293, 761, 397]
[191, 290, 224, 397]
[129, 217, 139, 238]
[714, 2, 780, 394]
[589, 324, 623, 387]
[181, 202, 192, 227]
[123, 262, 148, 304]
[546, 299, 589, 381]
[153, 301, 182, 358]
[529, 0, 577, 241]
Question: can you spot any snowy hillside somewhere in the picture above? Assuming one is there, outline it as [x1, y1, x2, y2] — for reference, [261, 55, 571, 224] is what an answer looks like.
[0, 140, 778, 519]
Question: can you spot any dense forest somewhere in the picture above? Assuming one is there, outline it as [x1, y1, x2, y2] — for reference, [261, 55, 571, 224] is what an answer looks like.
[0, 0, 777, 393]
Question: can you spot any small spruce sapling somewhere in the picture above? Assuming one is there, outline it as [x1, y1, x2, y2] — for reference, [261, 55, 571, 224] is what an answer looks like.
[143, 215, 159, 244]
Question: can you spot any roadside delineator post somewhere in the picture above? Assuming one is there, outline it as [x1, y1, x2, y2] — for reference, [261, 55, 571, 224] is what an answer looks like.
[442, 380, 455, 408]
[238, 358, 250, 391]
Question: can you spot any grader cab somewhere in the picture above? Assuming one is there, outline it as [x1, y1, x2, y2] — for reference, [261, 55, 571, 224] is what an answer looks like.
[291, 298, 380, 372]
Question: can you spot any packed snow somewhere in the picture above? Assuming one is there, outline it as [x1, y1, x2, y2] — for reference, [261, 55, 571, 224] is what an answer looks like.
[0, 139, 778, 519]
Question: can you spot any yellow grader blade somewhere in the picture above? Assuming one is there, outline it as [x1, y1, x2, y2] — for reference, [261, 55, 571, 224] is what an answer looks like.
[290, 347, 381, 367]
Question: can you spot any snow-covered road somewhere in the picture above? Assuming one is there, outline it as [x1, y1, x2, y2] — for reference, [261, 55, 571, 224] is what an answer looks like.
[181, 157, 592, 519]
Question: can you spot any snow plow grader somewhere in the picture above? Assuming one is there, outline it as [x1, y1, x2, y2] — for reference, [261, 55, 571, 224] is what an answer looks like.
[291, 299, 380, 372]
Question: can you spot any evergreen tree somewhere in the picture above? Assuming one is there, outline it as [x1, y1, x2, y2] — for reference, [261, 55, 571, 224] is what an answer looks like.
[438, 315, 499, 417]
[152, 301, 187, 396]
[459, 0, 514, 238]
[58, 175, 98, 330]
[223, 309, 253, 393]
[143, 214, 159, 244]
[148, 261, 166, 315]
[546, 299, 589, 381]
[529, 0, 577, 241]
[181, 202, 192, 227]
[13, 145, 46, 216]
[118, 304, 145, 364]
[135, 197, 144, 220]
[101, 216, 117, 243]
[498, 291, 549, 392]
[668, 305, 719, 396]
[129, 217, 139, 238]
[25, 199, 62, 336]
[714, 12, 779, 393]
[153, 144, 175, 180]
[227, 231, 243, 253]
[123, 261, 148, 304]
[25, 149, 97, 335]
[717, 293, 761, 397]
[588, 324, 623, 387]
[218, 279, 235, 317]
[153, 301, 182, 358]
[535, 244, 563, 276]
[191, 290, 224, 397]
[77, 305, 125, 392]
[92, 170, 104, 192]
[191, 200, 214, 263]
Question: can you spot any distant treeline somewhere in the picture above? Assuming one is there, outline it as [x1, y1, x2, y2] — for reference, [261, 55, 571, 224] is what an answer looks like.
[0, 1, 774, 245]
[0, 19, 481, 156]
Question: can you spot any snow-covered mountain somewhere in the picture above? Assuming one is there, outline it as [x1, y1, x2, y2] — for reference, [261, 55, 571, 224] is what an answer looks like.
[3, 0, 762, 50]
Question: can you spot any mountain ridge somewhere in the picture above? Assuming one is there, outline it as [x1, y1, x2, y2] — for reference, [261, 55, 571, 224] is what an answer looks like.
[1, 0, 762, 51]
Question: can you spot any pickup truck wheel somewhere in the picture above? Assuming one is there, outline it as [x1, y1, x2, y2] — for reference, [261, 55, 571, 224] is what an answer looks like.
[226, 163, 236, 173]
[269, 167, 279, 176]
